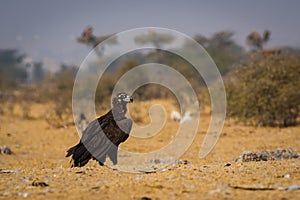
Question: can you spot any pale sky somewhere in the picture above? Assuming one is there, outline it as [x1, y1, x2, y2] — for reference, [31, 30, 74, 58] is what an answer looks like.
[0, 0, 299, 70]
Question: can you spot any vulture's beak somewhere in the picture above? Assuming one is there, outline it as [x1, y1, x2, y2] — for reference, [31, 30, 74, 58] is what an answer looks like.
[129, 96, 133, 103]
[124, 95, 133, 103]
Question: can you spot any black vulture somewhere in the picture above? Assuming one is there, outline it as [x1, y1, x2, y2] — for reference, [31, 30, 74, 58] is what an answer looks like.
[66, 92, 133, 167]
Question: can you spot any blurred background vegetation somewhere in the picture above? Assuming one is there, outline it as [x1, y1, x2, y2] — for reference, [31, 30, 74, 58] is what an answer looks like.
[1, 29, 300, 128]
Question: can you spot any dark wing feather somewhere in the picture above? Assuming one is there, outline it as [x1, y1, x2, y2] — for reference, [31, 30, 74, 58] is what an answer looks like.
[67, 110, 132, 167]
[80, 112, 115, 161]
[111, 118, 132, 143]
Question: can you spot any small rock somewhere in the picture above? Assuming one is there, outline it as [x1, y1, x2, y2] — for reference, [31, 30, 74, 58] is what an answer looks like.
[177, 160, 191, 165]
[91, 186, 100, 190]
[236, 148, 299, 162]
[0, 145, 13, 155]
[3, 191, 10, 196]
[18, 192, 29, 198]
[0, 169, 17, 174]
[284, 173, 290, 179]
[134, 175, 142, 180]
[284, 184, 300, 190]
[44, 189, 52, 193]
[141, 197, 152, 200]
[224, 163, 231, 167]
[154, 159, 160, 164]
[161, 168, 168, 172]
[32, 181, 49, 187]
[22, 178, 31, 182]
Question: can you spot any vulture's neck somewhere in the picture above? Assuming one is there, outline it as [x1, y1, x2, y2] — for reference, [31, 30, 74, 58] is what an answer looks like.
[112, 104, 127, 120]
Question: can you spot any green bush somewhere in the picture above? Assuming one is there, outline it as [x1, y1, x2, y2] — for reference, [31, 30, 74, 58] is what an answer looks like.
[226, 51, 300, 127]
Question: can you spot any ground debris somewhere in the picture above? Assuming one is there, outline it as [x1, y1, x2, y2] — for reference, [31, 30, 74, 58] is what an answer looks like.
[0, 145, 13, 155]
[138, 170, 157, 174]
[176, 159, 192, 165]
[235, 148, 299, 162]
[18, 192, 29, 197]
[91, 186, 100, 190]
[224, 163, 231, 167]
[32, 180, 49, 187]
[0, 169, 18, 174]
[229, 184, 300, 191]
[140, 197, 152, 200]
[208, 188, 230, 195]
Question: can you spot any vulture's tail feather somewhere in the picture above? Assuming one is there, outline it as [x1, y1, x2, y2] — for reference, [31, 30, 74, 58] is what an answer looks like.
[66, 142, 92, 167]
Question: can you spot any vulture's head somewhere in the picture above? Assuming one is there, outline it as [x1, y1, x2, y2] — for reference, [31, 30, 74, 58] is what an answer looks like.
[112, 92, 133, 108]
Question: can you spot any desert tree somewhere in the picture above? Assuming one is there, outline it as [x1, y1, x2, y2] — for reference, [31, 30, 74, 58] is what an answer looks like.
[193, 31, 245, 75]
[246, 30, 271, 51]
[77, 26, 117, 56]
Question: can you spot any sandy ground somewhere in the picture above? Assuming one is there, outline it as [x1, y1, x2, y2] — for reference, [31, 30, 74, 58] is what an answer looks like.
[0, 101, 300, 200]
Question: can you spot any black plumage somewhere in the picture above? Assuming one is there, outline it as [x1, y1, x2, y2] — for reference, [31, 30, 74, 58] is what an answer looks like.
[66, 92, 133, 167]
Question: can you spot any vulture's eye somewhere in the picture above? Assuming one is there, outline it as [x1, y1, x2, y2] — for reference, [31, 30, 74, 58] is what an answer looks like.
[117, 94, 125, 101]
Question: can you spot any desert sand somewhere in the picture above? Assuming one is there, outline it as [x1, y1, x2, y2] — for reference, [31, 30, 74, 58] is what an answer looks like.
[0, 101, 299, 199]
